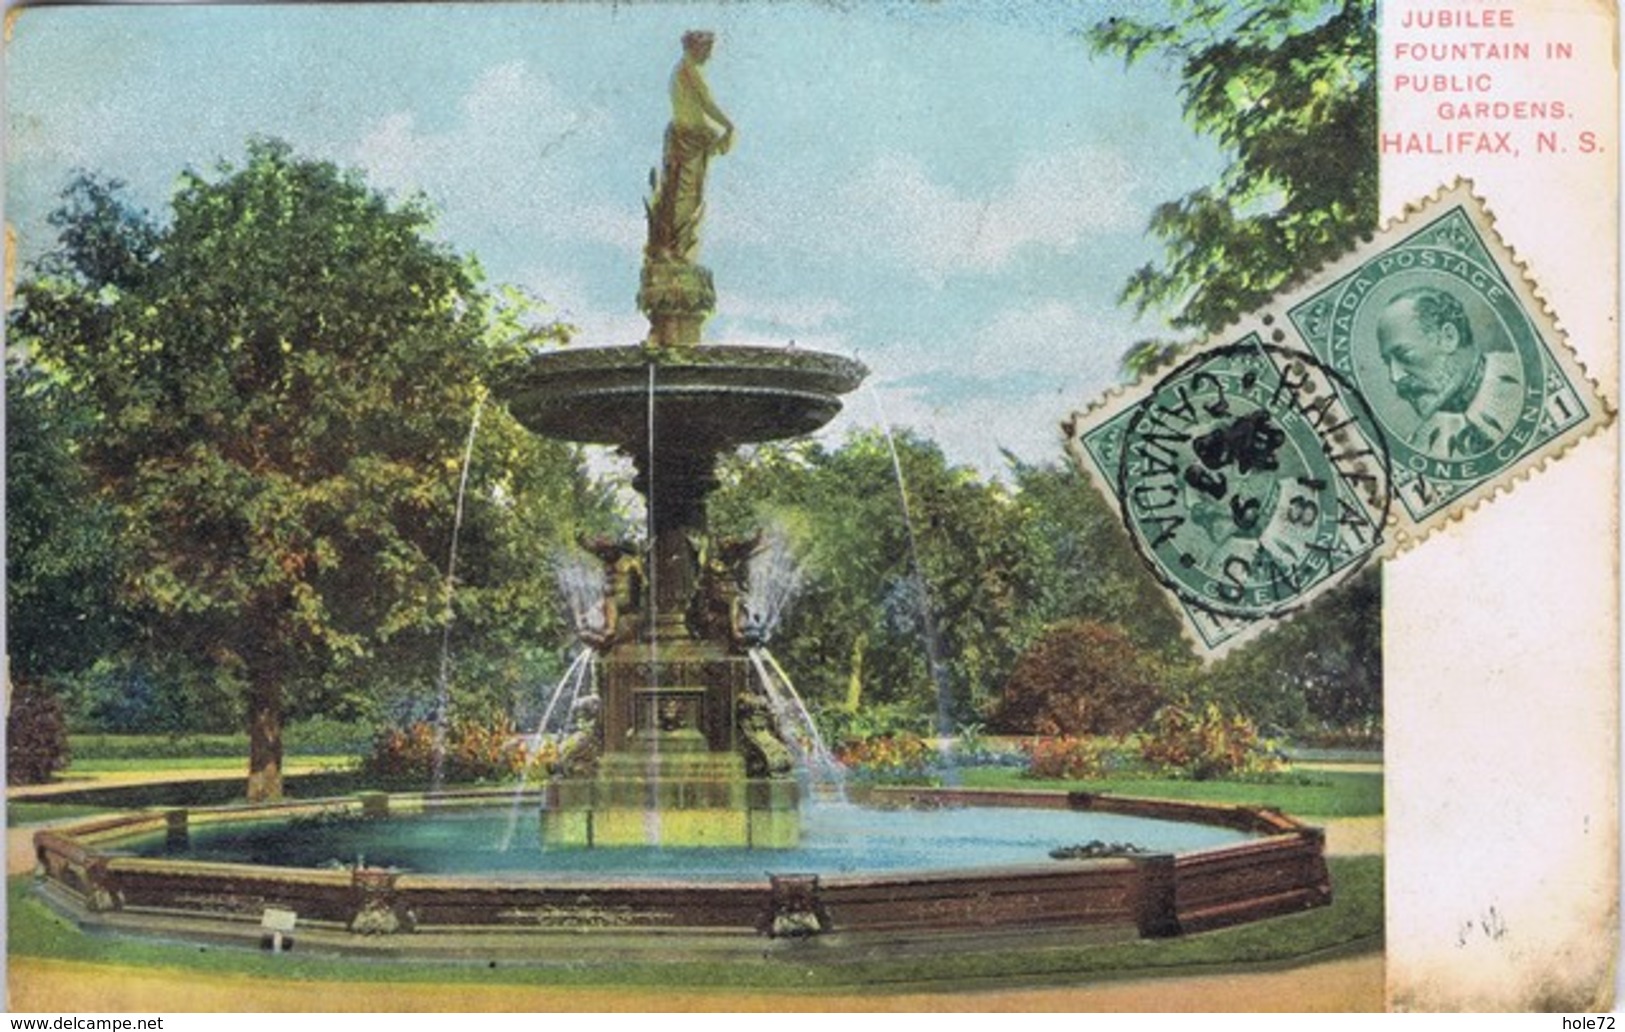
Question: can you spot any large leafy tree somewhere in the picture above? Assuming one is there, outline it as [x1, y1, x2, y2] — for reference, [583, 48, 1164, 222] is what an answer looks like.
[5, 362, 127, 782]
[12, 141, 606, 799]
[1091, 0, 1377, 369]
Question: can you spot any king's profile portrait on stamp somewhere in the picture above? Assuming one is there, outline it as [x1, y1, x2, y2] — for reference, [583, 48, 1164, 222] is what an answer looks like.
[1376, 285, 1524, 461]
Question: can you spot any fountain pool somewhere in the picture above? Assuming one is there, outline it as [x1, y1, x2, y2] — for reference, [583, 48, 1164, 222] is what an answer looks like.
[34, 786, 1329, 951]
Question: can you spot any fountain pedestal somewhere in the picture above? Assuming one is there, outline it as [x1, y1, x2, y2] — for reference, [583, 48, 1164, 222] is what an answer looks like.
[543, 751, 800, 848]
[542, 643, 799, 848]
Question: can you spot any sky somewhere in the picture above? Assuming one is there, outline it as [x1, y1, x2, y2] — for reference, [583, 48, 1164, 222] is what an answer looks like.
[4, 1, 1224, 477]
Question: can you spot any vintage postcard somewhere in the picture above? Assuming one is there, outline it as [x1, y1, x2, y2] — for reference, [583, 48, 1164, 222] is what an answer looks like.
[3, 0, 1616, 1015]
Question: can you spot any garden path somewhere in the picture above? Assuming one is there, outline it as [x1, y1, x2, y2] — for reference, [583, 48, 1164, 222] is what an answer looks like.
[8, 953, 1384, 1011]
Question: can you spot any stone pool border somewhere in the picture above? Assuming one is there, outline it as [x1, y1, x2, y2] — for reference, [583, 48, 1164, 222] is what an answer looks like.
[32, 785, 1330, 956]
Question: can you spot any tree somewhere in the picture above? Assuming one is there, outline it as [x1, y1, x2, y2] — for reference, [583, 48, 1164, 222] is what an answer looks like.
[12, 141, 606, 799]
[1091, 0, 1377, 353]
[709, 430, 1028, 728]
[1200, 567, 1382, 735]
[991, 620, 1166, 737]
[1005, 459, 1186, 658]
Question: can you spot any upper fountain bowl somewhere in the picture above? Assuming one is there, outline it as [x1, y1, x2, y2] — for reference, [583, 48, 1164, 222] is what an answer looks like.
[500, 345, 869, 453]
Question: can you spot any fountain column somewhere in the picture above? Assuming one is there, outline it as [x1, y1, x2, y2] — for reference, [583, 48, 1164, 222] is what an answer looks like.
[631, 447, 717, 642]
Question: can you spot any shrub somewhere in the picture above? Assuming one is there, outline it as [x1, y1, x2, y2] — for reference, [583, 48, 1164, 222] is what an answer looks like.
[834, 733, 936, 782]
[991, 620, 1166, 737]
[361, 716, 528, 785]
[1140, 701, 1284, 780]
[8, 679, 71, 785]
[1021, 736, 1105, 780]
[817, 703, 928, 748]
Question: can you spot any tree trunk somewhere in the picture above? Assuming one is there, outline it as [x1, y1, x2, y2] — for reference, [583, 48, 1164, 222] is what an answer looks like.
[246, 667, 284, 802]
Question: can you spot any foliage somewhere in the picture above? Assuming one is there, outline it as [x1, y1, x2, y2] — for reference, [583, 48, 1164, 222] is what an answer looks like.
[1020, 736, 1106, 780]
[11, 141, 614, 798]
[946, 721, 1023, 767]
[816, 702, 930, 748]
[57, 657, 242, 735]
[833, 733, 937, 783]
[4, 363, 130, 684]
[1140, 700, 1284, 780]
[7, 679, 72, 785]
[1004, 460, 1187, 656]
[1201, 567, 1381, 734]
[1091, 0, 1378, 345]
[710, 431, 1029, 727]
[991, 620, 1167, 737]
[37, 172, 161, 290]
[360, 718, 527, 785]
[1081, 1, 1384, 744]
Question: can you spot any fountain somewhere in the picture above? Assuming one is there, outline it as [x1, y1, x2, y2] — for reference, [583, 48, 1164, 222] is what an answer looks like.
[29, 34, 1333, 958]
[498, 31, 864, 847]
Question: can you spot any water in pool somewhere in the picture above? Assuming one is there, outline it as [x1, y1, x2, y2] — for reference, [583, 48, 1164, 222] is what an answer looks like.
[123, 804, 1255, 880]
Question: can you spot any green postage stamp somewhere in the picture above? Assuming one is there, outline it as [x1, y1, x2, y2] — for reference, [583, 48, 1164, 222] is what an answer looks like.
[1066, 182, 1610, 655]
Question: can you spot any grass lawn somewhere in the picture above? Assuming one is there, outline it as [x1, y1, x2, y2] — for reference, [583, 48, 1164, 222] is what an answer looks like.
[954, 767, 1383, 818]
[6, 855, 1381, 990]
[6, 802, 115, 826]
[64, 756, 357, 774]
[5, 771, 379, 823]
[9, 759, 1380, 826]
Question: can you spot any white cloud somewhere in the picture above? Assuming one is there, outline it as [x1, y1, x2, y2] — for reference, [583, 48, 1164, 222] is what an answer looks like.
[962, 300, 1122, 388]
[351, 111, 421, 191]
[816, 379, 1073, 479]
[833, 146, 1138, 282]
[351, 61, 609, 229]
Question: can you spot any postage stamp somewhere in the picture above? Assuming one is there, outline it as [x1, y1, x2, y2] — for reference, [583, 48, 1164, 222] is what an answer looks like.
[1071, 336, 1392, 652]
[1066, 182, 1612, 655]
[1285, 184, 1600, 526]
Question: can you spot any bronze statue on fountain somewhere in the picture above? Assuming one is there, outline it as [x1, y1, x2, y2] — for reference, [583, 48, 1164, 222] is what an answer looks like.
[498, 32, 865, 847]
